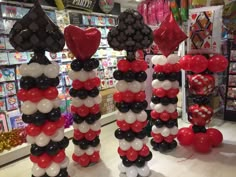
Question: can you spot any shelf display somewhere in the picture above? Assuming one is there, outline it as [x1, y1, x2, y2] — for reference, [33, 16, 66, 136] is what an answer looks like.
[9, 1, 69, 176]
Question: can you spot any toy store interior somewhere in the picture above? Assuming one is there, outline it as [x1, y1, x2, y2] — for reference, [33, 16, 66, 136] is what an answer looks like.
[0, 0, 235, 177]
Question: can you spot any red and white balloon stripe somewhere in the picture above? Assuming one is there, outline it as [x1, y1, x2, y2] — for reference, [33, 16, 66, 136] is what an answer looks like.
[150, 54, 180, 152]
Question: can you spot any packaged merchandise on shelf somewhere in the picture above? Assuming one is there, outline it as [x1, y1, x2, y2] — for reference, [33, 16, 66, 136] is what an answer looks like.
[3, 20, 16, 34]
[0, 19, 5, 33]
[56, 10, 70, 32]
[0, 36, 5, 49]
[0, 84, 5, 97]
[1, 67, 15, 81]
[0, 112, 8, 132]
[0, 53, 9, 65]
[8, 52, 28, 64]
[6, 109, 26, 131]
[5, 95, 18, 111]
[4, 82, 16, 96]
[5, 37, 14, 49]
[1, 5, 22, 19]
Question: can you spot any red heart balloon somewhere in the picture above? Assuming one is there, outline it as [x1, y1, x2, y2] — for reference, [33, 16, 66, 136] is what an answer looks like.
[64, 25, 101, 60]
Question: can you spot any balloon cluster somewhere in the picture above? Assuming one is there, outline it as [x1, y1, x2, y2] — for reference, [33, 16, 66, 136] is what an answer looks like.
[150, 54, 180, 152]
[108, 9, 153, 177]
[10, 1, 69, 176]
[64, 25, 102, 167]
[177, 54, 228, 153]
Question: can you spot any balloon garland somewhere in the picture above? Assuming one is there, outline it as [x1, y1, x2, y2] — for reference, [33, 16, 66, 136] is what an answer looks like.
[150, 54, 180, 152]
[178, 54, 228, 153]
[108, 9, 153, 177]
[10, 1, 69, 176]
[64, 25, 102, 166]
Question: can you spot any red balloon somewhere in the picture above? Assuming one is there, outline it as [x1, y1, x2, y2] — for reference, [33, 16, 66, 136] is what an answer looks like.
[95, 129, 101, 136]
[84, 80, 95, 90]
[90, 104, 100, 114]
[154, 65, 164, 72]
[26, 124, 41, 136]
[189, 55, 208, 73]
[139, 145, 149, 157]
[131, 60, 147, 72]
[30, 154, 38, 163]
[43, 87, 58, 100]
[193, 133, 211, 153]
[77, 105, 90, 117]
[118, 59, 131, 72]
[90, 151, 100, 163]
[170, 111, 178, 119]
[131, 121, 143, 133]
[163, 63, 173, 73]
[85, 130, 97, 141]
[208, 55, 228, 73]
[42, 121, 57, 136]
[167, 88, 179, 98]
[177, 127, 194, 146]
[150, 110, 160, 120]
[52, 150, 65, 163]
[74, 130, 84, 140]
[172, 63, 181, 72]
[206, 128, 223, 147]
[140, 60, 148, 71]
[118, 147, 126, 156]
[56, 116, 65, 128]
[72, 154, 80, 162]
[17, 89, 28, 101]
[117, 120, 130, 131]
[64, 25, 101, 60]
[159, 111, 170, 121]
[38, 154, 52, 168]
[126, 148, 138, 161]
[71, 106, 78, 114]
[153, 88, 166, 97]
[179, 55, 192, 71]
[164, 135, 175, 143]
[113, 92, 123, 102]
[72, 80, 84, 89]
[91, 77, 101, 87]
[151, 132, 164, 143]
[122, 91, 134, 103]
[78, 154, 90, 167]
[135, 91, 146, 102]
[28, 88, 43, 102]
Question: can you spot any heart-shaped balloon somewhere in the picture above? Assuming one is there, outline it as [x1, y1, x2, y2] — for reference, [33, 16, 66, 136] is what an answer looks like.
[64, 25, 101, 60]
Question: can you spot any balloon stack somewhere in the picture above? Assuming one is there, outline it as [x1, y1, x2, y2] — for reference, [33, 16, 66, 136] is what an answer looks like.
[150, 54, 180, 152]
[64, 25, 102, 166]
[108, 9, 153, 177]
[178, 54, 228, 153]
[10, 1, 69, 177]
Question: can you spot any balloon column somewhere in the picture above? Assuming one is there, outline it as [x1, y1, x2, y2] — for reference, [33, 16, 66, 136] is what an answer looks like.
[108, 9, 153, 177]
[64, 25, 102, 166]
[10, 1, 69, 176]
[178, 54, 228, 153]
[150, 54, 180, 152]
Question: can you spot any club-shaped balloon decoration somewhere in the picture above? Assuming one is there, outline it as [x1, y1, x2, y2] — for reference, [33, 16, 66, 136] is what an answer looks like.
[178, 54, 228, 153]
[10, 1, 69, 176]
[150, 54, 180, 152]
[108, 9, 153, 177]
[64, 25, 102, 166]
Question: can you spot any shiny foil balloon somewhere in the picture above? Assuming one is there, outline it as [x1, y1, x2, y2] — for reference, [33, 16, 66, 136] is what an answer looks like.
[11, 1, 69, 176]
[108, 9, 153, 177]
[64, 25, 102, 167]
[150, 54, 180, 152]
[178, 54, 227, 153]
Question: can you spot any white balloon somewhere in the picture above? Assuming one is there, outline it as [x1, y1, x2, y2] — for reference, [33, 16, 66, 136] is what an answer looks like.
[44, 64, 59, 78]
[128, 81, 141, 93]
[46, 162, 60, 177]
[143, 137, 149, 144]
[53, 98, 61, 108]
[86, 147, 94, 155]
[19, 64, 29, 76]
[116, 80, 128, 92]
[78, 70, 89, 82]
[29, 63, 43, 78]
[170, 126, 178, 135]
[74, 146, 84, 156]
[132, 138, 143, 151]
[167, 54, 179, 64]
[118, 162, 126, 173]
[35, 133, 50, 147]
[60, 157, 69, 168]
[90, 121, 101, 131]
[71, 97, 83, 107]
[152, 126, 164, 134]
[73, 123, 79, 130]
[51, 128, 64, 142]
[88, 70, 97, 79]
[172, 81, 179, 88]
[125, 111, 136, 124]
[137, 165, 150, 177]
[94, 95, 102, 104]
[161, 127, 170, 137]
[37, 99, 53, 113]
[94, 144, 101, 151]
[78, 122, 90, 133]
[68, 70, 79, 80]
[162, 80, 172, 90]
[152, 80, 161, 89]
[84, 97, 94, 107]
[26, 135, 35, 144]
[116, 111, 124, 121]
[126, 166, 138, 177]
[151, 55, 159, 65]
[140, 82, 146, 91]
[154, 104, 165, 113]
[32, 164, 45, 177]
[119, 140, 131, 151]
[136, 111, 147, 122]
[166, 104, 177, 113]
[150, 102, 155, 110]
[21, 101, 37, 115]
[51, 61, 60, 70]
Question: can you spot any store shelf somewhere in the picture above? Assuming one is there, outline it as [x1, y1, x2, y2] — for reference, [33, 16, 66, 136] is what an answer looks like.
[0, 111, 116, 167]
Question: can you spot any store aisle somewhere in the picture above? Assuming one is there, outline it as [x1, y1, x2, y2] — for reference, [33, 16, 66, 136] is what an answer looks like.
[0, 119, 236, 177]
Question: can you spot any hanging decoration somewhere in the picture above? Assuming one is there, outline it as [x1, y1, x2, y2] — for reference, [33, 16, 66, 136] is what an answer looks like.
[64, 25, 102, 167]
[108, 9, 153, 177]
[10, 1, 69, 176]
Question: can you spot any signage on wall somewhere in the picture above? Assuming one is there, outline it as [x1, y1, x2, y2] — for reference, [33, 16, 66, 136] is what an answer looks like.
[99, 0, 114, 14]
[64, 0, 96, 11]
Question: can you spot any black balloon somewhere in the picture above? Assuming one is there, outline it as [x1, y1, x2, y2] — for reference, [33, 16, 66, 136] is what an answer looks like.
[169, 140, 177, 149]
[73, 114, 84, 124]
[113, 70, 123, 80]
[142, 100, 148, 109]
[33, 112, 46, 126]
[168, 72, 178, 81]
[151, 96, 160, 104]
[83, 59, 94, 71]
[122, 158, 133, 167]
[124, 130, 135, 142]
[31, 144, 44, 156]
[144, 151, 152, 161]
[51, 77, 60, 87]
[48, 108, 61, 122]
[135, 71, 147, 82]
[116, 102, 130, 113]
[166, 119, 177, 128]
[77, 89, 88, 99]
[36, 75, 50, 90]
[170, 97, 178, 104]
[91, 137, 100, 147]
[94, 112, 102, 120]
[78, 139, 89, 150]
[22, 114, 32, 124]
[156, 72, 166, 81]
[56, 168, 68, 177]
[135, 156, 145, 167]
[69, 88, 78, 97]
[160, 97, 170, 106]
[20, 76, 36, 90]
[159, 141, 169, 152]
[71, 59, 83, 71]
[88, 87, 99, 97]
[154, 119, 164, 128]
[124, 71, 135, 82]
[46, 141, 60, 155]
[58, 137, 69, 149]
[85, 114, 96, 124]
[131, 102, 143, 113]
[115, 129, 124, 139]
[136, 130, 146, 139]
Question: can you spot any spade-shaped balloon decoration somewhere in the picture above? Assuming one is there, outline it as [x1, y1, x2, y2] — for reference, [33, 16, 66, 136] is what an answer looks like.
[64, 25, 102, 166]
[108, 9, 153, 177]
[11, 1, 69, 177]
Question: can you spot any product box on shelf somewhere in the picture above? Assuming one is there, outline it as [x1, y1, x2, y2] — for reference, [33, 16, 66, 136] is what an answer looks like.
[0, 112, 8, 132]
[100, 88, 116, 115]
[6, 109, 25, 131]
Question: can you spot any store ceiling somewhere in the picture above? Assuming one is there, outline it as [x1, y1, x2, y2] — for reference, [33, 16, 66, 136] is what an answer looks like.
[114, 0, 140, 9]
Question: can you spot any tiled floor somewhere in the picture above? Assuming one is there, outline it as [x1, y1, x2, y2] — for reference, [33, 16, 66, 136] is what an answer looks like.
[0, 118, 236, 177]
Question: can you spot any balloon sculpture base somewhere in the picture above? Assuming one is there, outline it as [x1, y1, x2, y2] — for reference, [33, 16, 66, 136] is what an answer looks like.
[118, 163, 150, 177]
[151, 139, 177, 153]
[177, 126, 223, 153]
